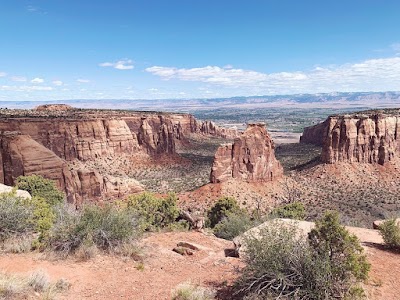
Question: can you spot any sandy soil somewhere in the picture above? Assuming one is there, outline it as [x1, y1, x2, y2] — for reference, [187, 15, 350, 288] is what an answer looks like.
[0, 231, 240, 300]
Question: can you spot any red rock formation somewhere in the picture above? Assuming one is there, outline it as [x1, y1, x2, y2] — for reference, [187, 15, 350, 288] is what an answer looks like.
[169, 114, 239, 139]
[210, 123, 283, 183]
[300, 120, 328, 145]
[0, 107, 237, 204]
[0, 132, 143, 205]
[301, 110, 400, 165]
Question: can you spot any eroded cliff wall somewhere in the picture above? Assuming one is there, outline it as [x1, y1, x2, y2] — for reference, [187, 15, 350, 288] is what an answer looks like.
[0, 132, 143, 205]
[300, 110, 400, 165]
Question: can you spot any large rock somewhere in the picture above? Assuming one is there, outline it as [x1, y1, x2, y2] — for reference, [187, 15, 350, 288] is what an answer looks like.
[300, 110, 400, 165]
[234, 218, 383, 257]
[210, 123, 283, 183]
[0, 183, 32, 199]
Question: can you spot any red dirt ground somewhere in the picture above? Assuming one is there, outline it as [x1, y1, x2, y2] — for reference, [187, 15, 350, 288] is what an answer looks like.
[0, 229, 399, 299]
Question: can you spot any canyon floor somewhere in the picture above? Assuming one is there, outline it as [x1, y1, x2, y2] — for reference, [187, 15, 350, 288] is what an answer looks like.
[0, 229, 398, 300]
[129, 135, 400, 228]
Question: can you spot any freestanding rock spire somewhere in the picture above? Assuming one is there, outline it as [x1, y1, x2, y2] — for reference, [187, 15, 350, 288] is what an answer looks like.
[210, 123, 283, 183]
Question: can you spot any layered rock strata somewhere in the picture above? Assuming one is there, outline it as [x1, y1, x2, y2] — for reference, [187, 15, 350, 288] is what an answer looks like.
[0, 132, 143, 205]
[210, 123, 283, 183]
[0, 105, 238, 204]
[300, 110, 400, 165]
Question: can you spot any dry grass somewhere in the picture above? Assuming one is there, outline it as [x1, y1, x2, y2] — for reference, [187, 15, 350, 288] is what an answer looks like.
[0, 269, 69, 300]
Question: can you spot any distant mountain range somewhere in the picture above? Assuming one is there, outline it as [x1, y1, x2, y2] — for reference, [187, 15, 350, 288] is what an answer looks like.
[1, 91, 399, 111]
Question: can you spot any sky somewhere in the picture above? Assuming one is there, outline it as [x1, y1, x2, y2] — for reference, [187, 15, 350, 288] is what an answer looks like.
[1, 0, 400, 101]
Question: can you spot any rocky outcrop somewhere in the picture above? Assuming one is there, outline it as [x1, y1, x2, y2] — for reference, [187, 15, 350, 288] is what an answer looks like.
[0, 119, 141, 161]
[169, 115, 239, 140]
[210, 123, 283, 183]
[198, 120, 239, 139]
[0, 132, 143, 205]
[301, 110, 400, 165]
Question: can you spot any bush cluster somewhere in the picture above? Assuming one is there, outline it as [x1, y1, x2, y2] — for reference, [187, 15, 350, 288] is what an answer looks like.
[47, 204, 139, 257]
[234, 211, 370, 300]
[207, 196, 242, 228]
[126, 192, 180, 231]
[271, 201, 306, 220]
[378, 218, 400, 249]
[16, 175, 65, 206]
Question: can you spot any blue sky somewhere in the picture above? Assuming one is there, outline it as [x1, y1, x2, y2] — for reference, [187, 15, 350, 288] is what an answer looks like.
[1, 0, 400, 101]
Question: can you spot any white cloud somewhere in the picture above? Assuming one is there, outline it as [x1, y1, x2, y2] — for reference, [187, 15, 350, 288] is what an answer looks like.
[99, 59, 134, 70]
[11, 76, 27, 82]
[0, 85, 53, 91]
[52, 80, 63, 86]
[77, 79, 90, 83]
[146, 57, 400, 94]
[0, 72, 7, 77]
[31, 77, 44, 84]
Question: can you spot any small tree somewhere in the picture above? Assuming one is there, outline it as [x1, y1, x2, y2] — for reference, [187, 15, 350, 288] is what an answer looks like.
[234, 211, 370, 299]
[207, 196, 241, 228]
[308, 211, 370, 299]
[16, 175, 65, 206]
[378, 218, 400, 249]
[126, 192, 180, 231]
[271, 201, 306, 220]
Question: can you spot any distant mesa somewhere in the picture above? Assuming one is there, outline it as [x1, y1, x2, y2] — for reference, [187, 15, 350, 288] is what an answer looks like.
[300, 109, 400, 165]
[35, 104, 74, 111]
[210, 122, 283, 183]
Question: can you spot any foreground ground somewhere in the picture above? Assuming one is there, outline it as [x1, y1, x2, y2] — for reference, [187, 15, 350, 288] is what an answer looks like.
[0, 229, 399, 299]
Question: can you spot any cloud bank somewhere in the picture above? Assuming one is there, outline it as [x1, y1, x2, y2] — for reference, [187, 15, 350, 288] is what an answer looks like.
[146, 57, 400, 94]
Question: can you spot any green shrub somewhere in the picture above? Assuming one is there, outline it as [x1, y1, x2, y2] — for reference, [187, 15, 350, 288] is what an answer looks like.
[126, 192, 180, 231]
[0, 194, 35, 242]
[308, 211, 370, 299]
[213, 212, 258, 240]
[271, 201, 306, 220]
[378, 218, 400, 249]
[24, 196, 55, 241]
[16, 175, 65, 206]
[47, 204, 139, 256]
[207, 197, 242, 228]
[234, 212, 370, 299]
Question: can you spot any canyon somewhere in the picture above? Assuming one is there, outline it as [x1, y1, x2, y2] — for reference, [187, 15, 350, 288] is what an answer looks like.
[0, 105, 238, 205]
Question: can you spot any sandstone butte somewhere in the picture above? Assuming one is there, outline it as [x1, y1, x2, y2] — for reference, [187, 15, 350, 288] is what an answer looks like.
[300, 109, 400, 165]
[0, 104, 238, 205]
[210, 123, 283, 183]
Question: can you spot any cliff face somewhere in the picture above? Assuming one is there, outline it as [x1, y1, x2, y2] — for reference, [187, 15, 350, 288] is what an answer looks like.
[168, 115, 239, 140]
[0, 132, 143, 205]
[0, 106, 237, 204]
[300, 120, 328, 146]
[300, 110, 400, 165]
[210, 123, 283, 183]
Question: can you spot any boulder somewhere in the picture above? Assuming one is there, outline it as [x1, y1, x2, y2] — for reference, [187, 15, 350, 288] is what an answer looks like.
[0, 183, 32, 199]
